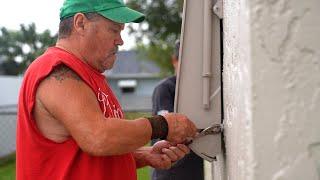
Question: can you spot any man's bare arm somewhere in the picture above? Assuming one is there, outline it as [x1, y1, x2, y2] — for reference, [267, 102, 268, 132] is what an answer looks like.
[36, 64, 152, 156]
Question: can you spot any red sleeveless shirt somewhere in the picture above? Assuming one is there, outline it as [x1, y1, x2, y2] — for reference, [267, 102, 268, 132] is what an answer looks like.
[16, 47, 136, 180]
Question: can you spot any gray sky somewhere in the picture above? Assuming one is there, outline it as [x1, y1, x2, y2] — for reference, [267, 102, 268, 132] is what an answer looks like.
[0, 0, 135, 50]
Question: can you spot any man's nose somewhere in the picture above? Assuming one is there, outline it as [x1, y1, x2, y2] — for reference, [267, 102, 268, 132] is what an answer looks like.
[115, 35, 124, 46]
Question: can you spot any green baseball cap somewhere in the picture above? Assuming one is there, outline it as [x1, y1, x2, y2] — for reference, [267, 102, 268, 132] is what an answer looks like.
[60, 0, 145, 23]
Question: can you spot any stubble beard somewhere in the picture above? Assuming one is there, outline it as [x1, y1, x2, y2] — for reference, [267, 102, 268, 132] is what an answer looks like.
[103, 46, 119, 70]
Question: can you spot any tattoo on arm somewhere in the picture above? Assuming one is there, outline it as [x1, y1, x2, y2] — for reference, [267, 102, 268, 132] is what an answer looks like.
[48, 64, 81, 82]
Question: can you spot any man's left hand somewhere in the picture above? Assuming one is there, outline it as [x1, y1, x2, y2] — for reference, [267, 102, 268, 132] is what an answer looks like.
[147, 140, 190, 169]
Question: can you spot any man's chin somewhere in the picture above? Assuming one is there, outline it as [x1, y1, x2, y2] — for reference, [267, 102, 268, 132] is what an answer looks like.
[101, 57, 116, 71]
[102, 63, 115, 72]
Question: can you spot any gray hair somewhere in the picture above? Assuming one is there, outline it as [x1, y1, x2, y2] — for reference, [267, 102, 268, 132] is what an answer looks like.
[58, 13, 101, 39]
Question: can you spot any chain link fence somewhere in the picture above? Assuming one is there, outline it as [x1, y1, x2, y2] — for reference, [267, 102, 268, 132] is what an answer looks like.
[0, 105, 17, 158]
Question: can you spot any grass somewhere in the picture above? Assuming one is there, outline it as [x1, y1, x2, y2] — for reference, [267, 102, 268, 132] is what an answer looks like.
[0, 162, 15, 180]
[0, 153, 16, 180]
[124, 111, 151, 120]
[0, 112, 152, 180]
[137, 166, 151, 180]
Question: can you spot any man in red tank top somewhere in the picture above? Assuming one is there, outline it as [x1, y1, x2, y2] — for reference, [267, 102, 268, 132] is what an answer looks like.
[17, 0, 198, 180]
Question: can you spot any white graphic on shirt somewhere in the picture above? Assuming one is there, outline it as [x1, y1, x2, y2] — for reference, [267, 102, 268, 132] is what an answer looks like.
[97, 88, 123, 118]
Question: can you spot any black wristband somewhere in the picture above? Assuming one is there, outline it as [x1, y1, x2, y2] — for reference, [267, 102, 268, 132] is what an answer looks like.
[146, 115, 168, 140]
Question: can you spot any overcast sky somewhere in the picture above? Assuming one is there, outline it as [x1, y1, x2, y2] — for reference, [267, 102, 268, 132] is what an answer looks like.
[0, 0, 135, 50]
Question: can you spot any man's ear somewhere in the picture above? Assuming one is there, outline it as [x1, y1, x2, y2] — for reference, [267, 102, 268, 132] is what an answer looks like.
[171, 55, 178, 69]
[73, 13, 87, 35]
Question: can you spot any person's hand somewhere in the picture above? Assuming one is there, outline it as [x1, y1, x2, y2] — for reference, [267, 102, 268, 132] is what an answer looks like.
[163, 113, 197, 144]
[147, 140, 190, 169]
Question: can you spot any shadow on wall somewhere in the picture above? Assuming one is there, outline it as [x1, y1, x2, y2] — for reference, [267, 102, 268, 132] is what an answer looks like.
[309, 143, 320, 177]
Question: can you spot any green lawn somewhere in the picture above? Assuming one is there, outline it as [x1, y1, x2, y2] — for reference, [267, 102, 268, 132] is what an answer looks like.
[0, 112, 152, 180]
[137, 166, 151, 180]
[124, 111, 151, 120]
[0, 161, 15, 180]
[0, 153, 16, 180]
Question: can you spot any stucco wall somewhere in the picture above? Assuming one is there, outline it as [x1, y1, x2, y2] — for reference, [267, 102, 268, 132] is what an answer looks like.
[223, 0, 320, 179]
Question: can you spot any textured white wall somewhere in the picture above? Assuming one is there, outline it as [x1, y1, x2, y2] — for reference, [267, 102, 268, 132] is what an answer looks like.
[223, 0, 320, 179]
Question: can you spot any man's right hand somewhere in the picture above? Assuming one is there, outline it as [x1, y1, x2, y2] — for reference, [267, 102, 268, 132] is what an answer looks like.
[163, 113, 197, 144]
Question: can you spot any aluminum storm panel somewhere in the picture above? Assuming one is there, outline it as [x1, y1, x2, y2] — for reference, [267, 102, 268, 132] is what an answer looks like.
[175, 0, 222, 161]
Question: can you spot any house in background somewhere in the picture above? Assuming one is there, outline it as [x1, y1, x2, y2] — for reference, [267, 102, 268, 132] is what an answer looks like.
[104, 50, 162, 112]
[0, 76, 22, 157]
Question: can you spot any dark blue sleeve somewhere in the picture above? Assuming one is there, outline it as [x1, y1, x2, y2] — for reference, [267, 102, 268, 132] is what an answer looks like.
[151, 83, 174, 116]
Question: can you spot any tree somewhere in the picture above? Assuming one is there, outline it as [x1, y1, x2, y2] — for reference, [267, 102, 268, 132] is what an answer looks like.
[127, 0, 183, 76]
[0, 24, 57, 75]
